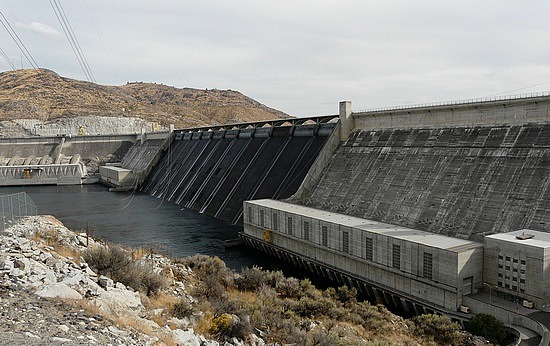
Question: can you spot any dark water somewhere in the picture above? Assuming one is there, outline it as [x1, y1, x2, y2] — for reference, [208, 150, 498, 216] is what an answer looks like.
[0, 184, 273, 271]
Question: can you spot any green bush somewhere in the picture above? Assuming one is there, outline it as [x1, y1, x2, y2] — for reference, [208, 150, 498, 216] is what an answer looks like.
[412, 314, 465, 345]
[466, 313, 507, 345]
[83, 245, 166, 296]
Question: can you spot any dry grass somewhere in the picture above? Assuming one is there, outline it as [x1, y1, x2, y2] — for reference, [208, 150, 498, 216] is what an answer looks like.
[0, 68, 290, 128]
[30, 228, 82, 264]
[72, 299, 104, 318]
[147, 292, 179, 310]
[195, 309, 215, 337]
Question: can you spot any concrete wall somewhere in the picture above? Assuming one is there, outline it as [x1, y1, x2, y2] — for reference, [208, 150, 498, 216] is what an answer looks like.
[0, 135, 137, 162]
[484, 236, 548, 308]
[0, 164, 85, 185]
[301, 124, 550, 241]
[244, 200, 484, 311]
[353, 95, 550, 131]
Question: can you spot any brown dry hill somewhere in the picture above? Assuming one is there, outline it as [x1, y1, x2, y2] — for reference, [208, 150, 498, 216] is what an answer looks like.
[0, 68, 290, 128]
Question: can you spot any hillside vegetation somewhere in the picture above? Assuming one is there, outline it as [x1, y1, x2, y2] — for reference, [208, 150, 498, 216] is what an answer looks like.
[0, 69, 289, 129]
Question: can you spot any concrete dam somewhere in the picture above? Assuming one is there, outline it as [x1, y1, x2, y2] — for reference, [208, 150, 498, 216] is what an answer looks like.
[140, 117, 337, 224]
[298, 96, 550, 241]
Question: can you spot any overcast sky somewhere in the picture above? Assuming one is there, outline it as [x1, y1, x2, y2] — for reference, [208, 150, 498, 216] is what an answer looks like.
[1, 1, 550, 117]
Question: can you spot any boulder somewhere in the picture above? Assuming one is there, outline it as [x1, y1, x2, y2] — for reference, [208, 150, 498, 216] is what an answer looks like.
[93, 287, 142, 317]
[172, 329, 201, 346]
[35, 283, 83, 300]
[98, 275, 114, 289]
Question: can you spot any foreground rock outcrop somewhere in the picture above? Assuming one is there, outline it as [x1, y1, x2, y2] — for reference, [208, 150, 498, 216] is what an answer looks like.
[0, 216, 220, 345]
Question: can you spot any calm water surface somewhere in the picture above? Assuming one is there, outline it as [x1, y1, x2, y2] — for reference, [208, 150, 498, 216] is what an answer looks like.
[1, 184, 274, 270]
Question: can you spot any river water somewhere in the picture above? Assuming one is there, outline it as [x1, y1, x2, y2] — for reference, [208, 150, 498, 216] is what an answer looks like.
[1, 184, 274, 271]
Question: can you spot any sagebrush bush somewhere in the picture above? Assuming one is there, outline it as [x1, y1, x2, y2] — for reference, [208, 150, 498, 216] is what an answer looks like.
[171, 298, 194, 318]
[83, 245, 130, 276]
[83, 245, 166, 296]
[139, 264, 166, 296]
[412, 313, 465, 345]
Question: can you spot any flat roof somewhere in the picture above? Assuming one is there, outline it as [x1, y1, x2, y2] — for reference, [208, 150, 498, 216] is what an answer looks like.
[247, 199, 482, 253]
[485, 229, 550, 249]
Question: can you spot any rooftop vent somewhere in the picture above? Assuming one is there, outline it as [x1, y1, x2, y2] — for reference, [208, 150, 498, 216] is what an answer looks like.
[516, 232, 535, 240]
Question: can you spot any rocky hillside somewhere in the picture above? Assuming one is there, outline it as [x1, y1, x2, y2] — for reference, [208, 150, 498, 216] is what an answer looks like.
[0, 69, 290, 129]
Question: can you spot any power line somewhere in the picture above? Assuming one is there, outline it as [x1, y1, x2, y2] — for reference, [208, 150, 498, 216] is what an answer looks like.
[56, 0, 95, 82]
[49, 0, 95, 82]
[487, 81, 550, 97]
[0, 46, 16, 70]
[83, 0, 119, 82]
[0, 12, 39, 69]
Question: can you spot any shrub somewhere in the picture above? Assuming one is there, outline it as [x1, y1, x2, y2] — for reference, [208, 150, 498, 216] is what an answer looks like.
[325, 285, 358, 305]
[83, 245, 166, 296]
[209, 313, 248, 339]
[139, 265, 166, 296]
[83, 245, 131, 277]
[412, 313, 465, 345]
[275, 276, 301, 298]
[466, 313, 507, 345]
[235, 266, 266, 291]
[172, 298, 194, 318]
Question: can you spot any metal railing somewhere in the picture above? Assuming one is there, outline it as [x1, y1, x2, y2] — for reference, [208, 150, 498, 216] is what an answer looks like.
[354, 91, 550, 114]
[0, 192, 37, 231]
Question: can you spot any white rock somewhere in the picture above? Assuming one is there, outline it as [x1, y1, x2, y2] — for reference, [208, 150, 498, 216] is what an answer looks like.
[58, 324, 70, 333]
[199, 335, 220, 346]
[16, 237, 31, 251]
[248, 334, 266, 346]
[108, 326, 128, 337]
[83, 266, 97, 277]
[30, 260, 57, 284]
[51, 337, 73, 343]
[35, 283, 83, 300]
[25, 331, 40, 339]
[172, 329, 201, 346]
[45, 256, 64, 271]
[98, 275, 114, 289]
[2, 259, 14, 271]
[115, 282, 126, 290]
[94, 287, 142, 317]
[61, 273, 87, 286]
[9, 267, 24, 277]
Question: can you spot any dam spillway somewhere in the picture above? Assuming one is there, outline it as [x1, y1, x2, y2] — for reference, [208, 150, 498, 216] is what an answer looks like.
[141, 121, 336, 224]
[300, 123, 550, 241]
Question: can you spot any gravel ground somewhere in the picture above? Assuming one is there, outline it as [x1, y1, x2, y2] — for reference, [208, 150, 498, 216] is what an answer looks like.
[0, 282, 149, 345]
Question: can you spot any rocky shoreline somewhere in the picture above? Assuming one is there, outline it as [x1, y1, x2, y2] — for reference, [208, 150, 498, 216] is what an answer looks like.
[0, 215, 229, 345]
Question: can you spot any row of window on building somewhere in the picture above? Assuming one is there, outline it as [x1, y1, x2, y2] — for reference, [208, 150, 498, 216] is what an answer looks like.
[249, 207, 434, 280]
[497, 255, 527, 293]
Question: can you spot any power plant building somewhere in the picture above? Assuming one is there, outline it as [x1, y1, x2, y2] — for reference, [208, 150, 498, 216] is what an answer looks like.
[242, 199, 484, 311]
[484, 230, 550, 310]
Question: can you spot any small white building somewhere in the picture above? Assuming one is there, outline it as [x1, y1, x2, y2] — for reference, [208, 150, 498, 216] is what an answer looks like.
[484, 230, 550, 309]
[243, 199, 484, 311]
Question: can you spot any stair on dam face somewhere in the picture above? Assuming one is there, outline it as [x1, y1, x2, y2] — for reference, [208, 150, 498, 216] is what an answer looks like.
[141, 125, 333, 224]
[302, 124, 550, 241]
